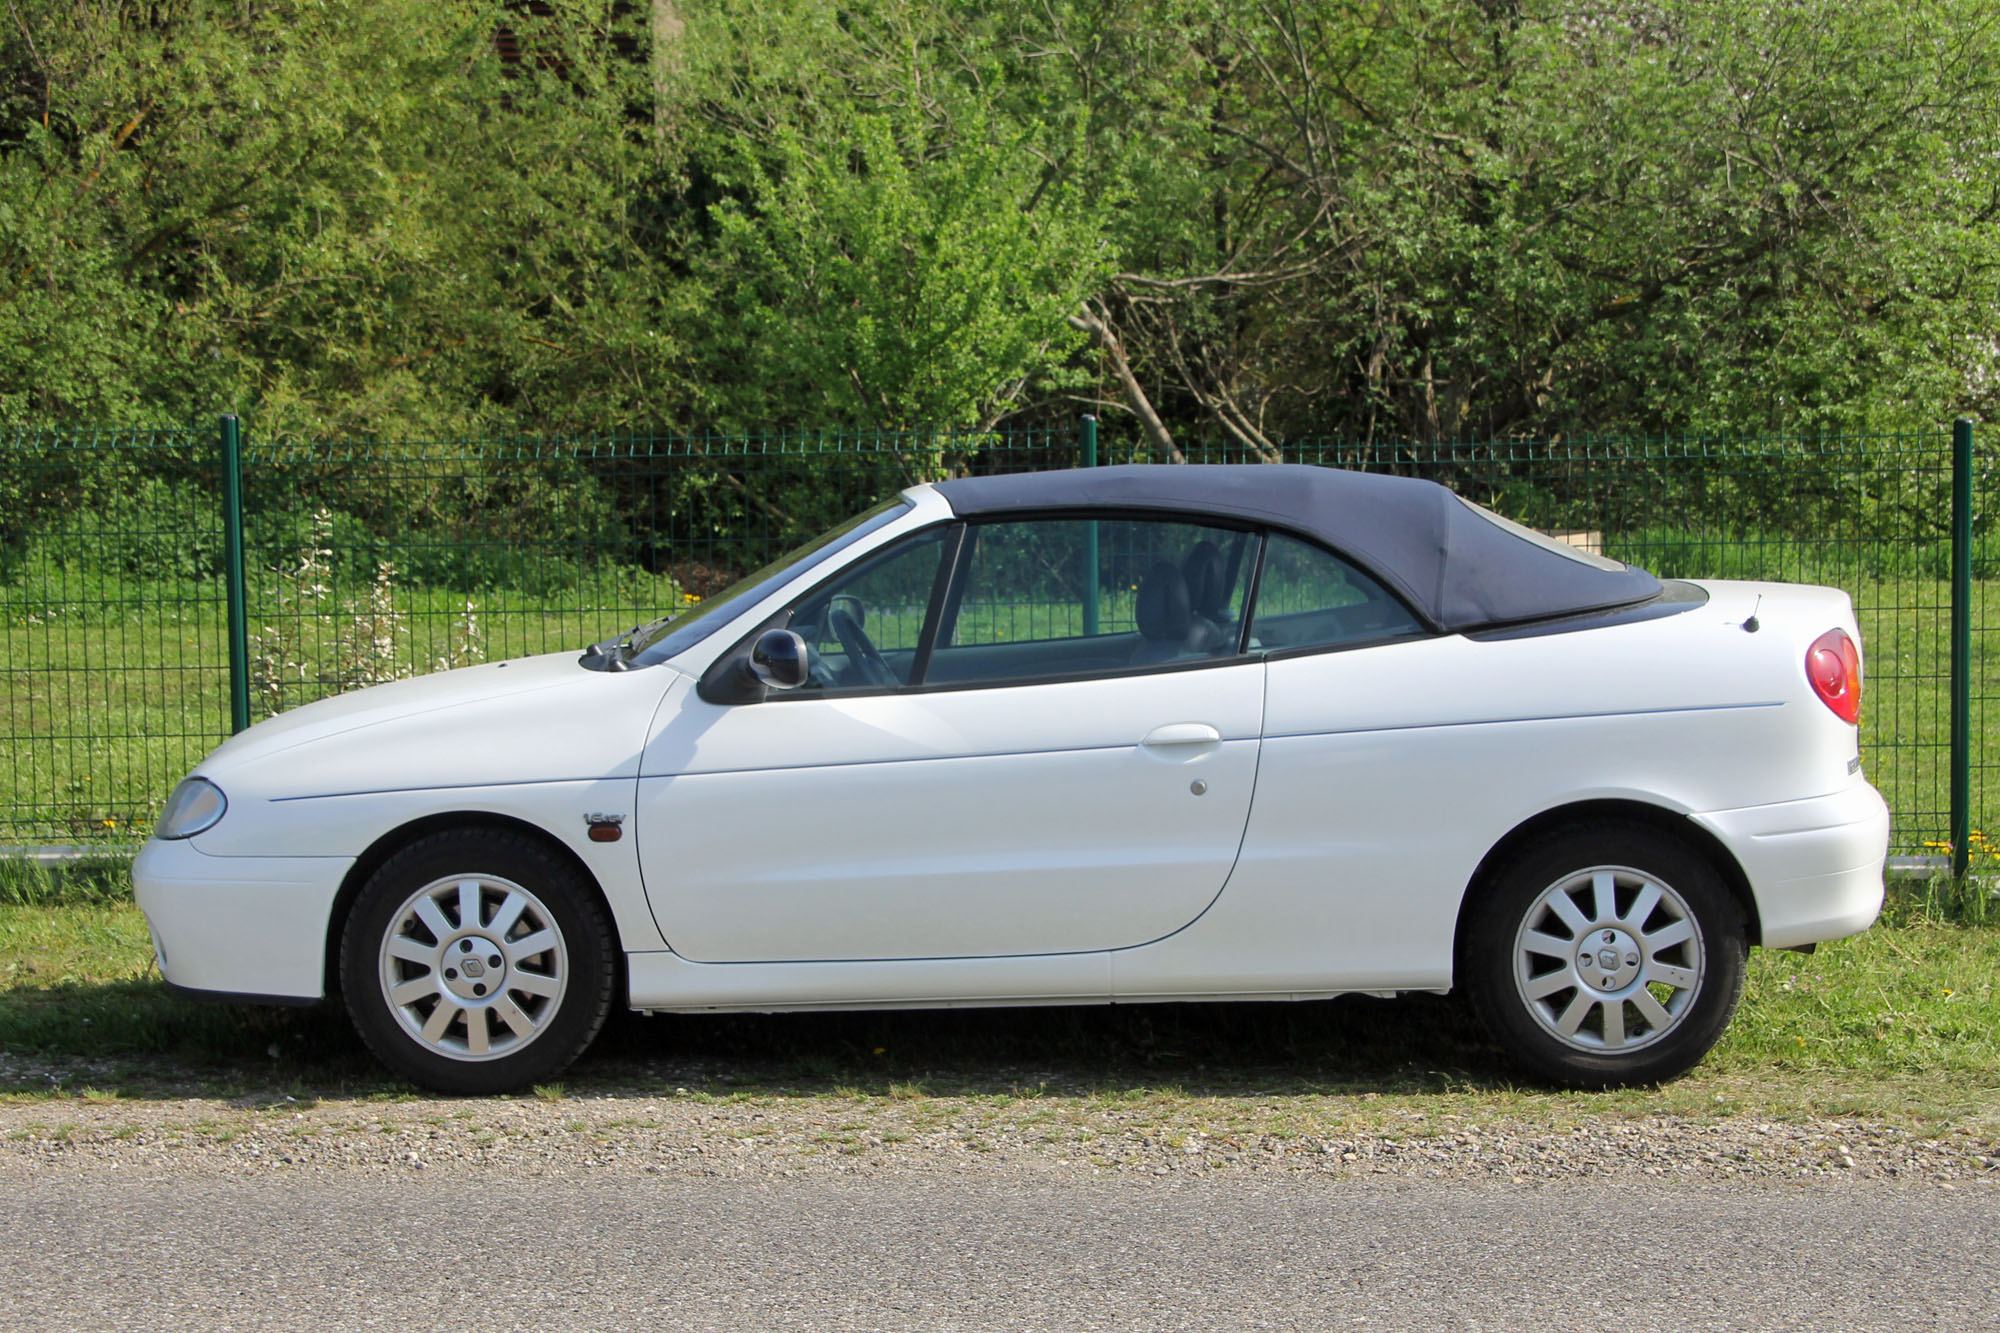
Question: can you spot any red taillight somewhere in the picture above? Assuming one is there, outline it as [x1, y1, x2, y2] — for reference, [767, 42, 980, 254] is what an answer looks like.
[1807, 628, 1862, 724]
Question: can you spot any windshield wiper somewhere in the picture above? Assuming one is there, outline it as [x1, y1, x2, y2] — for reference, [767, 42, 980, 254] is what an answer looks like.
[579, 618, 668, 672]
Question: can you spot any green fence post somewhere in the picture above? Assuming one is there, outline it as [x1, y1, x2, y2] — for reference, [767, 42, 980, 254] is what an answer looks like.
[1950, 417, 1974, 877]
[1082, 415, 1099, 636]
[221, 415, 252, 734]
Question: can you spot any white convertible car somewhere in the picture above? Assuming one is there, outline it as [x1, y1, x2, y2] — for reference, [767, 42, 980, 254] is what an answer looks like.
[135, 465, 1888, 1092]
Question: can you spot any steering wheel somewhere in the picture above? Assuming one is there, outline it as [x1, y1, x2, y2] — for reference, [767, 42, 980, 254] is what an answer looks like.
[827, 595, 896, 687]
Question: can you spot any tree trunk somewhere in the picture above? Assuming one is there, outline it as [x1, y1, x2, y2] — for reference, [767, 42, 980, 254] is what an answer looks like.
[650, 0, 685, 133]
[1069, 302, 1183, 463]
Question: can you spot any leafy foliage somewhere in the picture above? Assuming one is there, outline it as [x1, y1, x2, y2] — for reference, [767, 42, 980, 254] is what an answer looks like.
[0, 0, 693, 437]
[706, 104, 1103, 431]
[2, 0, 1996, 445]
[990, 0, 2000, 443]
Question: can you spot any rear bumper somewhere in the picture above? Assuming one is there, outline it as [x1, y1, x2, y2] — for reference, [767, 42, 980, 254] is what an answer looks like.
[133, 838, 353, 1001]
[1692, 782, 1889, 950]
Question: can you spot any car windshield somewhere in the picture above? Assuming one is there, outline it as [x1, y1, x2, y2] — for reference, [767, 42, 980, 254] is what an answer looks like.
[619, 497, 912, 668]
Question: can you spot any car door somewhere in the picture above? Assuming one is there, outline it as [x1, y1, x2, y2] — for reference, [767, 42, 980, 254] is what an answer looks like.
[1228, 531, 1465, 980]
[635, 516, 1266, 963]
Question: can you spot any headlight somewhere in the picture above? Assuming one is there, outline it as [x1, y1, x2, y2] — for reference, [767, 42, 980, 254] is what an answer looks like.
[156, 777, 227, 840]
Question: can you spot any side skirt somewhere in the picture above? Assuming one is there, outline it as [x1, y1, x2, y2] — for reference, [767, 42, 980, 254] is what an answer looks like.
[625, 949, 1442, 1014]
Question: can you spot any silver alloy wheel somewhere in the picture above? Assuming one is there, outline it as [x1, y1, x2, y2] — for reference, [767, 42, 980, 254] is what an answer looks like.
[376, 872, 569, 1063]
[1511, 863, 1705, 1054]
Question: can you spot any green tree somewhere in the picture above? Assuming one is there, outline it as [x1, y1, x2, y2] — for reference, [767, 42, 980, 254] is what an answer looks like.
[981, 0, 2000, 442]
[5, 0, 1997, 443]
[682, 0, 1107, 434]
[0, 0, 695, 437]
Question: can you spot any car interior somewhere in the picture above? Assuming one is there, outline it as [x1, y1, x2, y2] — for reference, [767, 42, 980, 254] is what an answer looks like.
[775, 518, 1425, 695]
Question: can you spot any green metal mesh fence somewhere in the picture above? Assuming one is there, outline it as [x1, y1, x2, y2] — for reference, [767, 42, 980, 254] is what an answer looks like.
[2, 420, 1989, 863]
[2, 426, 231, 842]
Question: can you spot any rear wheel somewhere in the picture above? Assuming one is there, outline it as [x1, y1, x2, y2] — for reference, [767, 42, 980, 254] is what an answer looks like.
[340, 830, 614, 1094]
[1464, 824, 1746, 1088]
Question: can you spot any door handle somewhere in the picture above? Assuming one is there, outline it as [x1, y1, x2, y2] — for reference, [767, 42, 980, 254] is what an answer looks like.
[1141, 723, 1223, 747]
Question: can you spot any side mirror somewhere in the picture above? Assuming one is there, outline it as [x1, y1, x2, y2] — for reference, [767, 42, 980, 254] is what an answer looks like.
[748, 629, 810, 691]
[697, 627, 811, 705]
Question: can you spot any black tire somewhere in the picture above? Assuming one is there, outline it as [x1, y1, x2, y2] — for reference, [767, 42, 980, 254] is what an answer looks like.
[1462, 822, 1747, 1088]
[340, 829, 615, 1094]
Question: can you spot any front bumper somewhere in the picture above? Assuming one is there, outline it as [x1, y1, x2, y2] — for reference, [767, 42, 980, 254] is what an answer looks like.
[133, 838, 354, 1001]
[1692, 781, 1890, 950]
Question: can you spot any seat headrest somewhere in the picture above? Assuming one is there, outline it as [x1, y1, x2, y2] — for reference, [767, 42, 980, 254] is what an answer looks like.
[1183, 542, 1227, 617]
[1134, 561, 1192, 643]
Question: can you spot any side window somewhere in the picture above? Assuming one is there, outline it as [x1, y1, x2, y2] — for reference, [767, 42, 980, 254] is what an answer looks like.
[927, 518, 1256, 686]
[1249, 533, 1422, 651]
[787, 529, 948, 691]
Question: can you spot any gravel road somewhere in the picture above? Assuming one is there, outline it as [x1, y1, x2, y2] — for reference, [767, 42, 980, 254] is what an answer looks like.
[1, 1089, 1995, 1331]
[2, 1076, 1997, 1182]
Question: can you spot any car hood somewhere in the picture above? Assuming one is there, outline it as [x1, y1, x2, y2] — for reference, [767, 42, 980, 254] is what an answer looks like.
[194, 651, 688, 797]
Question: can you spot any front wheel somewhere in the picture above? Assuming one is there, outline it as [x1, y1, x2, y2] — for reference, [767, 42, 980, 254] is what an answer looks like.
[340, 830, 615, 1094]
[1463, 824, 1747, 1088]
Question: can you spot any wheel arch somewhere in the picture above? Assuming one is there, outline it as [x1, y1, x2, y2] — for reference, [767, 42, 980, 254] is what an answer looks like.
[322, 812, 624, 1003]
[1454, 799, 1761, 968]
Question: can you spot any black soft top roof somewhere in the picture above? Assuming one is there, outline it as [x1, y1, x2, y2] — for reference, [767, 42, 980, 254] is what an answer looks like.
[932, 464, 1660, 633]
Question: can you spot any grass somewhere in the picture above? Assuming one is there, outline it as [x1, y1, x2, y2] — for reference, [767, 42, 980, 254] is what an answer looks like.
[1, 857, 1995, 1136]
[0, 855, 132, 907]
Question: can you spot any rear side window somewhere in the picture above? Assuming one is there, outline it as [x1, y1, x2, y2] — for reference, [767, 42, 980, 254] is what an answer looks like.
[1249, 533, 1423, 651]
[1461, 497, 1627, 572]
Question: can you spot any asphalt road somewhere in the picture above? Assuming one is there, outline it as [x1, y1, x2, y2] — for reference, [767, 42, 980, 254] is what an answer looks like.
[2, 1165, 1993, 1332]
